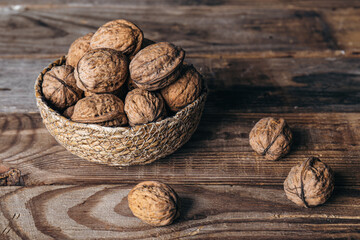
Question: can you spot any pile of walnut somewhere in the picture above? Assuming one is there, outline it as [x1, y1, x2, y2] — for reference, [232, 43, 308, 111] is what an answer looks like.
[249, 117, 335, 208]
[42, 19, 202, 127]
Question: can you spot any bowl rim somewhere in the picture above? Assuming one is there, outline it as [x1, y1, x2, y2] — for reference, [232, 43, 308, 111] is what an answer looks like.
[35, 56, 208, 134]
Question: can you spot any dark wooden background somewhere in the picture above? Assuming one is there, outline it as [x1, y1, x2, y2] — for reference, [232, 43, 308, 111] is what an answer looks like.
[0, 1, 359, 239]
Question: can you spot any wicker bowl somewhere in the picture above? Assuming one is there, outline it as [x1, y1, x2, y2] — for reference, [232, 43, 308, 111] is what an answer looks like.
[34, 56, 207, 167]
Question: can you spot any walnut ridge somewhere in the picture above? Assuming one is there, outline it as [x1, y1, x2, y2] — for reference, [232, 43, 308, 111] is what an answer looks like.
[249, 117, 292, 160]
[71, 94, 128, 127]
[124, 88, 166, 126]
[90, 19, 143, 57]
[128, 181, 180, 226]
[129, 42, 185, 91]
[74, 48, 128, 93]
[42, 65, 83, 110]
[284, 157, 334, 208]
[161, 64, 202, 112]
[66, 32, 94, 67]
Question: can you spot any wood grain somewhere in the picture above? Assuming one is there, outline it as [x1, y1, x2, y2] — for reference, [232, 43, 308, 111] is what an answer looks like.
[1, 57, 359, 113]
[0, 112, 358, 186]
[0, 184, 359, 239]
[0, 1, 360, 58]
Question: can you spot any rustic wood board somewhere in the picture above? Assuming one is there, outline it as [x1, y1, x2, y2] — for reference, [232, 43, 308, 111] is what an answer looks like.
[0, 184, 359, 239]
[0, 1, 360, 58]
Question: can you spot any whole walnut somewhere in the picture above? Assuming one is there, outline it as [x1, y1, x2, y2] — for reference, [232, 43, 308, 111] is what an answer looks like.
[284, 157, 334, 208]
[129, 42, 185, 91]
[125, 88, 166, 126]
[71, 94, 128, 127]
[66, 32, 94, 67]
[249, 117, 292, 160]
[128, 181, 180, 226]
[42, 65, 83, 110]
[90, 19, 143, 57]
[74, 48, 128, 93]
[161, 64, 202, 112]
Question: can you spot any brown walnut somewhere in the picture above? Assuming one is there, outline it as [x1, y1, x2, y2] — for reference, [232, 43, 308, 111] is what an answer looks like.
[42, 65, 83, 110]
[128, 181, 180, 226]
[124, 88, 166, 126]
[284, 157, 334, 208]
[161, 64, 202, 112]
[74, 48, 128, 93]
[90, 19, 143, 57]
[249, 117, 292, 160]
[62, 105, 75, 119]
[129, 42, 185, 91]
[71, 94, 128, 127]
[84, 83, 128, 101]
[66, 32, 94, 67]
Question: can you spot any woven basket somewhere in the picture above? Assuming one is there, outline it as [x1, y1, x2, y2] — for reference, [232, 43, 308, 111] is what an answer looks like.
[34, 56, 207, 167]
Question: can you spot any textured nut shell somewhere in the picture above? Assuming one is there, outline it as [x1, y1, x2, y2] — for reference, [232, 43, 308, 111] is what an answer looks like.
[74, 48, 128, 93]
[249, 117, 292, 160]
[42, 65, 83, 110]
[130, 42, 185, 91]
[125, 88, 166, 126]
[84, 83, 128, 101]
[62, 105, 75, 119]
[128, 181, 180, 226]
[90, 19, 143, 57]
[66, 32, 94, 67]
[71, 94, 127, 127]
[284, 157, 334, 207]
[161, 64, 202, 112]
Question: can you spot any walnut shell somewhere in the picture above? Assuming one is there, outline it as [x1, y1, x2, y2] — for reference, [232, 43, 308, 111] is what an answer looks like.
[284, 157, 334, 208]
[42, 65, 83, 110]
[249, 117, 292, 160]
[74, 48, 128, 93]
[129, 42, 185, 91]
[62, 105, 75, 119]
[128, 181, 180, 226]
[124, 88, 166, 126]
[161, 64, 202, 112]
[90, 19, 143, 57]
[84, 83, 128, 101]
[71, 94, 127, 127]
[66, 32, 94, 67]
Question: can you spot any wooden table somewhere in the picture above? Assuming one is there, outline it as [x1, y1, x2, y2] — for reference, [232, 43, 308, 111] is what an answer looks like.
[0, 1, 359, 239]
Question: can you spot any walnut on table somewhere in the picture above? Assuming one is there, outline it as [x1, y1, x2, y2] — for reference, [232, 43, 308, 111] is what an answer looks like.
[249, 117, 293, 160]
[128, 181, 180, 226]
[284, 157, 334, 208]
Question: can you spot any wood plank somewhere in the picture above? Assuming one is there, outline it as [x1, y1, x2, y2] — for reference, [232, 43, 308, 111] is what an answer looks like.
[1, 57, 360, 113]
[0, 184, 359, 239]
[0, 2, 359, 58]
[0, 112, 358, 186]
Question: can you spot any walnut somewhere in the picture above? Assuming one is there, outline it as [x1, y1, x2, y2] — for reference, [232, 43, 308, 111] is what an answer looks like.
[71, 94, 128, 127]
[66, 32, 94, 67]
[249, 117, 292, 160]
[90, 19, 143, 57]
[128, 181, 180, 226]
[42, 65, 83, 110]
[74, 48, 128, 93]
[129, 42, 185, 91]
[124, 88, 166, 126]
[284, 157, 334, 208]
[161, 64, 202, 112]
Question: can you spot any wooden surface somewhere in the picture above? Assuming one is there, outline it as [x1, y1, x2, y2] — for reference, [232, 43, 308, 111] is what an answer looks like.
[0, 0, 359, 239]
